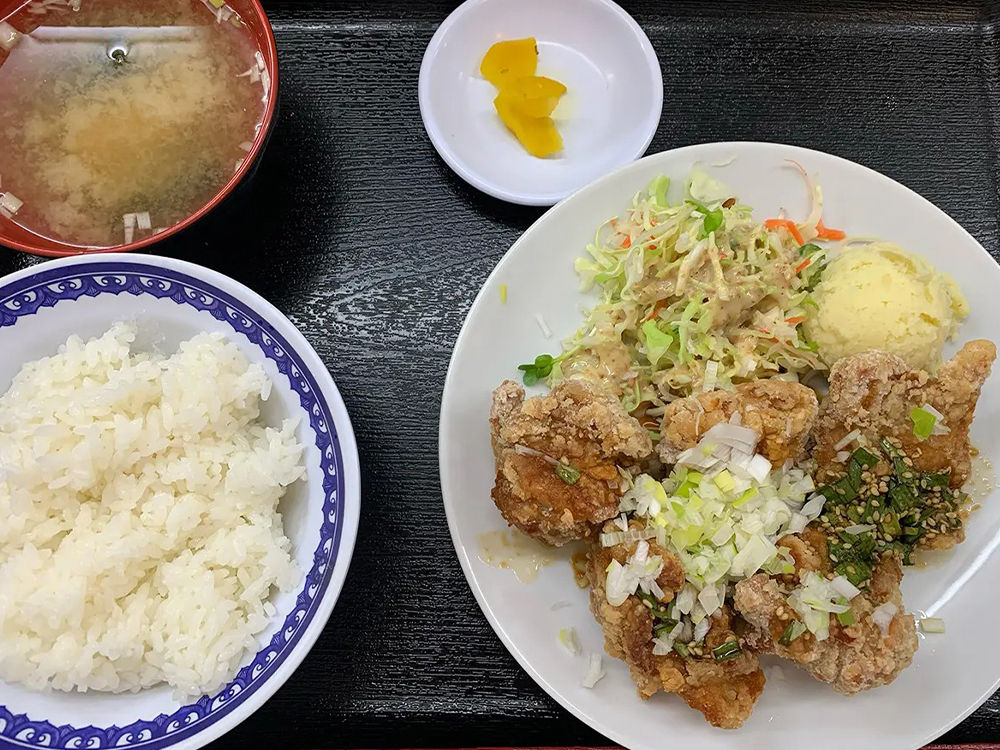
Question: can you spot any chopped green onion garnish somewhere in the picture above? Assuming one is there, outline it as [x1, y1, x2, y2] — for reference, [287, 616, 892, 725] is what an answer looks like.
[836, 601, 855, 626]
[919, 617, 945, 634]
[653, 620, 679, 637]
[778, 620, 807, 646]
[673, 642, 689, 658]
[711, 640, 742, 662]
[909, 406, 937, 441]
[555, 463, 581, 485]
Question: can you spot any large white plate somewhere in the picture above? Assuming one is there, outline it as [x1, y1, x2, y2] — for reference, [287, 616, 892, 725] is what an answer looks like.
[439, 142, 1000, 749]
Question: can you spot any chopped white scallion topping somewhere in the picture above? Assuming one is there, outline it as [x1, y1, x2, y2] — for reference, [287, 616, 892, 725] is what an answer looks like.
[0, 192, 24, 216]
[259, 67, 271, 103]
[829, 575, 861, 601]
[834, 429, 862, 451]
[581, 653, 604, 688]
[0, 22, 20, 52]
[238, 66, 261, 83]
[558, 628, 581, 656]
[604, 540, 664, 606]
[534, 313, 552, 338]
[919, 616, 945, 634]
[871, 603, 898, 636]
[123, 213, 136, 244]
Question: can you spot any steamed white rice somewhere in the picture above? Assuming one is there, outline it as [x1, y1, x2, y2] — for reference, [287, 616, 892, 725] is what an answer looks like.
[0, 323, 305, 695]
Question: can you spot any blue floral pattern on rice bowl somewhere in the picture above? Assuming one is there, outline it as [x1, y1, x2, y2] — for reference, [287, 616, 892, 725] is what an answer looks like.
[0, 261, 351, 750]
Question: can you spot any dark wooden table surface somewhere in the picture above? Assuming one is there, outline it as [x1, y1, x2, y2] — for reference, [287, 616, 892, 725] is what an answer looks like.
[3, 0, 1000, 746]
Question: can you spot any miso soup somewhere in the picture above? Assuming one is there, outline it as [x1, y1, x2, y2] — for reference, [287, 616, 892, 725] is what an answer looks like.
[0, 0, 269, 248]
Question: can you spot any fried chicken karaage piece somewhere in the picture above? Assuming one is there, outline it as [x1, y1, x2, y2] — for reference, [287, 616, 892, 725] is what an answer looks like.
[734, 527, 918, 695]
[658, 380, 819, 466]
[490, 380, 653, 545]
[814, 341, 995, 548]
[588, 528, 765, 729]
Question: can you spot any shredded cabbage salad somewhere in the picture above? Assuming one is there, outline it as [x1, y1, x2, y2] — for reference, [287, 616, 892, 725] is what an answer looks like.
[539, 168, 837, 410]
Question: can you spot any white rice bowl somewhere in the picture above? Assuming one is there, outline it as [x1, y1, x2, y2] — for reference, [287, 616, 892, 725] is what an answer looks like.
[0, 254, 359, 750]
[0, 323, 304, 696]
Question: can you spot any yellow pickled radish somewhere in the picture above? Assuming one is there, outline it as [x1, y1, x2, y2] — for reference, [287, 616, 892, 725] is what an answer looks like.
[494, 90, 563, 158]
[506, 75, 567, 118]
[480, 37, 537, 88]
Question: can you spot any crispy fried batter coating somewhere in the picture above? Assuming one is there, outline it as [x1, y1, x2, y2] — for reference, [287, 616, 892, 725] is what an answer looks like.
[734, 542, 918, 695]
[490, 380, 652, 545]
[814, 341, 995, 548]
[658, 380, 819, 465]
[588, 534, 765, 729]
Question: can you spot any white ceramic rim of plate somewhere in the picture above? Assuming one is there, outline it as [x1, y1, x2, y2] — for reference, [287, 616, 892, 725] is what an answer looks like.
[438, 141, 1000, 749]
[417, 0, 663, 206]
[0, 253, 362, 750]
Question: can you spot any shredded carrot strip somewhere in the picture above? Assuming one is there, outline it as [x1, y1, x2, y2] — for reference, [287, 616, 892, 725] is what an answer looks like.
[764, 218, 805, 246]
[621, 236, 632, 249]
[816, 220, 846, 241]
[645, 299, 668, 322]
[795, 258, 811, 274]
[785, 316, 806, 325]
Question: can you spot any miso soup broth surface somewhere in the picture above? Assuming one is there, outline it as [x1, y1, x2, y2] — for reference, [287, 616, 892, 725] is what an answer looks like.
[0, 0, 267, 248]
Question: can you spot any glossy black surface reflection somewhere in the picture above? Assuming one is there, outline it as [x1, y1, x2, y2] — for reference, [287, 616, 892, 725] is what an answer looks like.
[1, 0, 999, 746]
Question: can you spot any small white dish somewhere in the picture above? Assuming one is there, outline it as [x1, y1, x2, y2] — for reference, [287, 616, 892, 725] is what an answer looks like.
[439, 142, 1000, 750]
[0, 254, 361, 750]
[419, 0, 662, 206]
